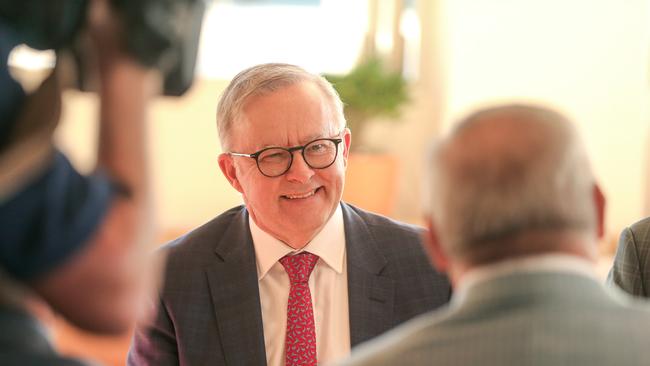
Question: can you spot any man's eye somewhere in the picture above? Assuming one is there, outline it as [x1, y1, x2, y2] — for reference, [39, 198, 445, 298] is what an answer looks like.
[307, 143, 328, 153]
[259, 150, 288, 163]
[268, 152, 285, 159]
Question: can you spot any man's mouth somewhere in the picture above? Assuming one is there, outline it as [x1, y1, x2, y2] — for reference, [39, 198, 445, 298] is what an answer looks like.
[282, 187, 320, 200]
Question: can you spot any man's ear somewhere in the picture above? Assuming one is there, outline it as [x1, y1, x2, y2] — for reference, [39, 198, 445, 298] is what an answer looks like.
[422, 215, 449, 274]
[218, 153, 244, 193]
[593, 184, 606, 240]
[342, 128, 351, 165]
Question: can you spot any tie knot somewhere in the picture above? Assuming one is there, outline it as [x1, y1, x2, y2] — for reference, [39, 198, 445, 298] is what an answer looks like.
[279, 252, 319, 284]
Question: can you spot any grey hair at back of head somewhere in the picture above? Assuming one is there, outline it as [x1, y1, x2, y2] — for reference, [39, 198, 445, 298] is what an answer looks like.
[216, 63, 346, 150]
[425, 104, 597, 263]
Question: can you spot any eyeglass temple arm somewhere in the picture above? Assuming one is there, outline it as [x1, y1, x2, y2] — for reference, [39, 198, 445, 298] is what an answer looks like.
[228, 152, 256, 158]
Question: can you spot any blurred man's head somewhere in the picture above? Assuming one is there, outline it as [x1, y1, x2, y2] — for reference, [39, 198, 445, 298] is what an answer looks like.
[217, 63, 351, 248]
[423, 104, 605, 283]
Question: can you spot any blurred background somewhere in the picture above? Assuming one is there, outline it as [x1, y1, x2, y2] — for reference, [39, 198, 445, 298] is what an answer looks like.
[10, 0, 650, 364]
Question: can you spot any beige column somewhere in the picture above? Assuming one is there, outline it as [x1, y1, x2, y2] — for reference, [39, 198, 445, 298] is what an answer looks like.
[390, 0, 447, 222]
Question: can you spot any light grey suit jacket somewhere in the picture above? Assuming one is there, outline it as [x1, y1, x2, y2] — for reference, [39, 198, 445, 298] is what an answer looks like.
[607, 217, 650, 297]
[339, 271, 650, 366]
[128, 203, 451, 365]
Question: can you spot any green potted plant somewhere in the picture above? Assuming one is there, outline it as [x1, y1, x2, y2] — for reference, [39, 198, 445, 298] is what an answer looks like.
[324, 57, 409, 151]
[324, 57, 410, 215]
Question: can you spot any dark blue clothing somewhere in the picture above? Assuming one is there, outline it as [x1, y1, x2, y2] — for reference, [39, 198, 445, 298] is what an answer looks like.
[0, 151, 114, 280]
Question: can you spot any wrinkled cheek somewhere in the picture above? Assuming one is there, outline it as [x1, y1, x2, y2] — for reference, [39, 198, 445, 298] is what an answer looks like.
[334, 178, 345, 200]
[258, 193, 282, 218]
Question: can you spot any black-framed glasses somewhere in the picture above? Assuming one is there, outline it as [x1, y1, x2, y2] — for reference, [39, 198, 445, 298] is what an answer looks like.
[229, 137, 343, 177]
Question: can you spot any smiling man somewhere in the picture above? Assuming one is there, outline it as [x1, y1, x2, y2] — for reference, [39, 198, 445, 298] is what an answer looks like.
[128, 63, 451, 366]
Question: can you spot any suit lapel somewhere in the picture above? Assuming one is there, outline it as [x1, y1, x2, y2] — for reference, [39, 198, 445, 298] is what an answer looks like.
[205, 208, 267, 366]
[342, 203, 396, 346]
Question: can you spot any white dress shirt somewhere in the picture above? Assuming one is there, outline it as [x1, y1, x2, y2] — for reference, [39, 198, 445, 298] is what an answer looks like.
[250, 205, 351, 366]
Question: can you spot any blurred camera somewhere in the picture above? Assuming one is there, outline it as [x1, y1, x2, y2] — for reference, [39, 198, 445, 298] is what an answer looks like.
[0, 0, 206, 96]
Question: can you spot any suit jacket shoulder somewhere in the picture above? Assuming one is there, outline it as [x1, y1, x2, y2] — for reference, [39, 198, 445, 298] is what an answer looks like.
[342, 202, 432, 264]
[341, 272, 650, 366]
[162, 205, 247, 262]
[607, 216, 650, 297]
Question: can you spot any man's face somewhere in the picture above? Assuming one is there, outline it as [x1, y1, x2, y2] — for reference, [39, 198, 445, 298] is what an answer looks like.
[218, 81, 351, 248]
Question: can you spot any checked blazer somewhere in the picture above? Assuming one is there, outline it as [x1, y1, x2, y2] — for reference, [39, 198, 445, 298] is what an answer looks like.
[339, 271, 650, 366]
[607, 216, 650, 297]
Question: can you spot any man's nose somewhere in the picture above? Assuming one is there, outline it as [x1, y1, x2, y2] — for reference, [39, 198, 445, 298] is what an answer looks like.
[284, 151, 314, 183]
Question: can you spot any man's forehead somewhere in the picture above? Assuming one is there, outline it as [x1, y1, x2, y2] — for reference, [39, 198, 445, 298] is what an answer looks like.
[233, 121, 340, 149]
[224, 81, 342, 149]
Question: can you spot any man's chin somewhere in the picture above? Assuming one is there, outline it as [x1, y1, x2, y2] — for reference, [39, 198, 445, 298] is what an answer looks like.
[285, 216, 326, 232]
[281, 216, 329, 239]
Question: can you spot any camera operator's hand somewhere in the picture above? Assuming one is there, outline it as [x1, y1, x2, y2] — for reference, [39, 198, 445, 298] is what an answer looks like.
[30, 0, 164, 334]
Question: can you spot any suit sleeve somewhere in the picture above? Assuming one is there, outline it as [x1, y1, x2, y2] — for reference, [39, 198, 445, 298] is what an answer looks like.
[127, 296, 179, 366]
[606, 226, 647, 297]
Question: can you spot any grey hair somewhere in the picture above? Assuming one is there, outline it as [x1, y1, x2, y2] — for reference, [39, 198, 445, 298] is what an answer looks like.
[216, 63, 346, 150]
[424, 104, 597, 262]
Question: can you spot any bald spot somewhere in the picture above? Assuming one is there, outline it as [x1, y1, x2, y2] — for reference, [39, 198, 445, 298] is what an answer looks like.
[441, 106, 571, 193]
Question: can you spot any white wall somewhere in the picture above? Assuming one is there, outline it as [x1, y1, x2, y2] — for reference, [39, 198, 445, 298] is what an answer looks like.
[441, 0, 650, 235]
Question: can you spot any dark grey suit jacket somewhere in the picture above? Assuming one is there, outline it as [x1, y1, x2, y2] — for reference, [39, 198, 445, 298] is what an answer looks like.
[607, 216, 650, 297]
[128, 203, 451, 365]
[0, 305, 88, 366]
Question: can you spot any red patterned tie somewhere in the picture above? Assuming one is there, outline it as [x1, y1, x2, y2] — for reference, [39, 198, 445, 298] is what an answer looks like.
[279, 252, 319, 366]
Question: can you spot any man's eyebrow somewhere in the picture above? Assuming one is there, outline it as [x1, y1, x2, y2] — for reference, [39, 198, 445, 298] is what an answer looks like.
[258, 133, 333, 150]
[301, 133, 329, 144]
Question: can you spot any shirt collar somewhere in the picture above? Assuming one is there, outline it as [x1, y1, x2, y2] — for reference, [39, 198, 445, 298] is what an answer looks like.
[453, 253, 597, 304]
[249, 204, 346, 280]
